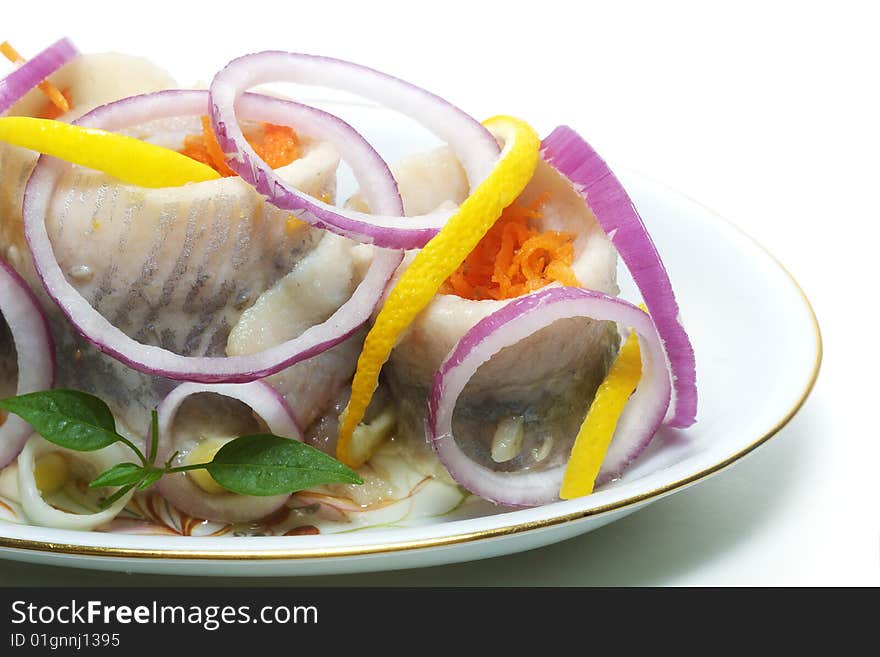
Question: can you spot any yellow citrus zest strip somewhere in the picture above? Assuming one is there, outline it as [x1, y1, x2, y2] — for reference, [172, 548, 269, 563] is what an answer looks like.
[560, 329, 642, 499]
[1, 41, 71, 114]
[0, 117, 221, 188]
[336, 115, 541, 467]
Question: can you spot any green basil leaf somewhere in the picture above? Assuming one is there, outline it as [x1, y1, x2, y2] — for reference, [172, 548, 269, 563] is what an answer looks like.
[137, 468, 165, 490]
[89, 463, 145, 489]
[0, 389, 120, 452]
[206, 434, 363, 497]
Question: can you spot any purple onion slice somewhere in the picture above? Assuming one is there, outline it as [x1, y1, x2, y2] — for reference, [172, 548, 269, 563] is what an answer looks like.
[17, 437, 134, 530]
[541, 126, 697, 428]
[427, 287, 671, 507]
[209, 50, 501, 249]
[0, 37, 78, 115]
[22, 89, 403, 383]
[0, 257, 55, 468]
[154, 381, 302, 523]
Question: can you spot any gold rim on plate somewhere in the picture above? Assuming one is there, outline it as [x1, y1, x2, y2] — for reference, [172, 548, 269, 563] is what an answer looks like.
[0, 210, 823, 562]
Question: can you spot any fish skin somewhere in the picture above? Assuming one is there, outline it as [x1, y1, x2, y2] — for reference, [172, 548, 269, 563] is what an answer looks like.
[42, 140, 336, 355]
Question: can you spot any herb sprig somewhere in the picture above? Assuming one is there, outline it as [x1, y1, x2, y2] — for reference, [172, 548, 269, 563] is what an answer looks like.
[0, 389, 362, 507]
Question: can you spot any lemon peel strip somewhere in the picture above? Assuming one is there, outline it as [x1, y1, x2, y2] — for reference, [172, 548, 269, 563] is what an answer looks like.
[560, 329, 643, 499]
[0, 116, 220, 188]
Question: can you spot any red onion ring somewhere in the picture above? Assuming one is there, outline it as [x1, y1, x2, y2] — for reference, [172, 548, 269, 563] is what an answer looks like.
[427, 287, 671, 507]
[18, 436, 134, 530]
[22, 89, 403, 383]
[154, 380, 302, 523]
[0, 257, 55, 468]
[0, 37, 78, 115]
[541, 127, 697, 428]
[209, 51, 501, 249]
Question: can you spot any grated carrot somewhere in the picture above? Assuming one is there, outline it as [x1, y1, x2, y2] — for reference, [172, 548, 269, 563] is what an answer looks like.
[180, 117, 301, 176]
[36, 87, 72, 119]
[258, 122, 301, 169]
[1, 41, 71, 115]
[200, 115, 237, 177]
[179, 133, 212, 170]
[439, 191, 581, 300]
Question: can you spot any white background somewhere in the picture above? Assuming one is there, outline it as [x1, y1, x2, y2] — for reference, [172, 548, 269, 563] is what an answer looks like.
[0, 0, 876, 585]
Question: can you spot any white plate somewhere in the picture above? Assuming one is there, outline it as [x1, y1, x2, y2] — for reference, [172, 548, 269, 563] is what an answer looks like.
[0, 107, 820, 576]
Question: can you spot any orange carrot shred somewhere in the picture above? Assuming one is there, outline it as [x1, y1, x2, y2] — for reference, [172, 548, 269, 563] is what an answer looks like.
[442, 192, 581, 301]
[37, 87, 72, 119]
[179, 133, 212, 168]
[179, 116, 301, 177]
[1, 41, 71, 114]
[257, 122, 301, 169]
[199, 116, 237, 177]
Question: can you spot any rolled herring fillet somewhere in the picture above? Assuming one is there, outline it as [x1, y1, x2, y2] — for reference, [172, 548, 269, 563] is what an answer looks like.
[10, 89, 343, 437]
[360, 147, 623, 482]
